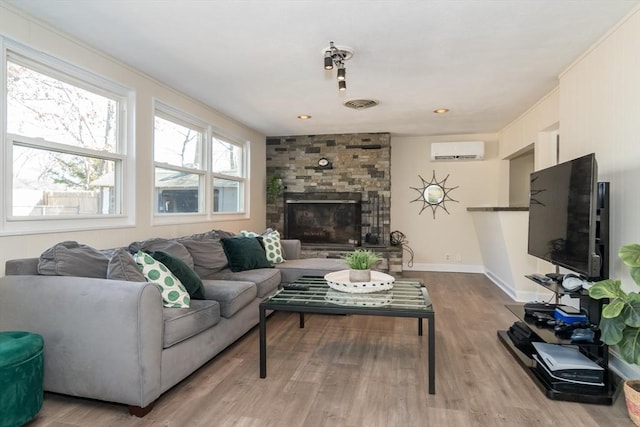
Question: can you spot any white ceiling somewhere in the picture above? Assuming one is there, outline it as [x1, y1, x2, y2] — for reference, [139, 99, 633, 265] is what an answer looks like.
[5, 0, 639, 137]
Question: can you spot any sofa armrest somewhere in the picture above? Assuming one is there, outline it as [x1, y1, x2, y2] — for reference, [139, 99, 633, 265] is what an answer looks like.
[281, 239, 301, 260]
[0, 275, 163, 408]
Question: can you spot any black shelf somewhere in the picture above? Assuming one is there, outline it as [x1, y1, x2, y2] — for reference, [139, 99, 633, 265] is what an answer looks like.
[497, 330, 617, 404]
[498, 275, 617, 404]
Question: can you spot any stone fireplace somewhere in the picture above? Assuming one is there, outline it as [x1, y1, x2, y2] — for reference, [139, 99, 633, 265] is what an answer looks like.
[266, 132, 402, 275]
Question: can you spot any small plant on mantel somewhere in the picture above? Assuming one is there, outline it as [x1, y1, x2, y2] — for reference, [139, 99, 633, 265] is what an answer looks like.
[266, 174, 284, 203]
[588, 243, 640, 426]
[343, 249, 382, 282]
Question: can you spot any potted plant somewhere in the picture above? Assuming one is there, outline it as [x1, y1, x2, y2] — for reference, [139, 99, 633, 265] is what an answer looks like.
[588, 243, 640, 426]
[266, 174, 284, 203]
[343, 249, 382, 282]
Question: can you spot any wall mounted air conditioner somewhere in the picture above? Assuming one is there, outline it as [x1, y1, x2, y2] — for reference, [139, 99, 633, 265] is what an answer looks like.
[430, 141, 485, 161]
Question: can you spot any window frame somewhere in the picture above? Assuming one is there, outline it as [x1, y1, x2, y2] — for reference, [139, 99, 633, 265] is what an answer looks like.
[152, 102, 208, 222]
[210, 131, 248, 217]
[1, 38, 135, 235]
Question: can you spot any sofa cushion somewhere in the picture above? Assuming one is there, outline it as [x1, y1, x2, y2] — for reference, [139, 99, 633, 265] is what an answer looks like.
[240, 229, 285, 264]
[201, 280, 257, 318]
[220, 236, 273, 272]
[38, 241, 109, 278]
[128, 238, 194, 269]
[133, 251, 190, 308]
[148, 251, 206, 299]
[275, 258, 347, 285]
[178, 235, 229, 279]
[162, 300, 221, 349]
[107, 248, 146, 282]
[208, 268, 280, 298]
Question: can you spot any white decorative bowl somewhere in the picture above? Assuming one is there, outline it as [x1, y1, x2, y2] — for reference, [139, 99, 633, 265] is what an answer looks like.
[324, 270, 395, 294]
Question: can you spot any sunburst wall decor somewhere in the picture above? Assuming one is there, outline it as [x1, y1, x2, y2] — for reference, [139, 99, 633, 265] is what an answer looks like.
[410, 170, 459, 219]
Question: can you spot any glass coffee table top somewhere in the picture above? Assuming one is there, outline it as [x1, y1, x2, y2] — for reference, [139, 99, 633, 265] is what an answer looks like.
[264, 276, 432, 314]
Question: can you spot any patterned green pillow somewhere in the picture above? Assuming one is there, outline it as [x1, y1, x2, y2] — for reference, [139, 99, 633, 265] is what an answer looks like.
[133, 251, 190, 308]
[240, 229, 284, 264]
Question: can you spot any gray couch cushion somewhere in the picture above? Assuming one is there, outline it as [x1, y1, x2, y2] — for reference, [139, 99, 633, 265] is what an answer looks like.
[128, 238, 194, 269]
[201, 280, 257, 318]
[162, 300, 221, 349]
[178, 236, 229, 279]
[107, 248, 146, 282]
[275, 258, 347, 284]
[209, 268, 280, 298]
[38, 241, 110, 278]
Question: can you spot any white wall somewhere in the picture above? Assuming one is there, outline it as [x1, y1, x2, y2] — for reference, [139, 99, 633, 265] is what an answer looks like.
[0, 5, 267, 275]
[498, 6, 640, 378]
[391, 133, 499, 272]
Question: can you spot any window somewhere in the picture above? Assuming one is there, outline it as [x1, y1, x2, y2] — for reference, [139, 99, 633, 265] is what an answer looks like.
[153, 107, 205, 214]
[212, 136, 245, 213]
[3, 45, 132, 233]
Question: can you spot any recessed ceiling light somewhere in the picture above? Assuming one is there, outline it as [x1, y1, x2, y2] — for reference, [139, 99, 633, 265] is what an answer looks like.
[297, 115, 312, 120]
[433, 108, 450, 114]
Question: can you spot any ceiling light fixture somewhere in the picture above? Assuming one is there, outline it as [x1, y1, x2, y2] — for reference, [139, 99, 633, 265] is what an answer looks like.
[297, 114, 312, 119]
[323, 41, 354, 92]
[433, 108, 450, 114]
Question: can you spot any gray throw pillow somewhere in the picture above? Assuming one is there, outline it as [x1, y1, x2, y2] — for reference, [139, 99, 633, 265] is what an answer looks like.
[107, 248, 146, 282]
[179, 235, 229, 279]
[38, 241, 110, 278]
[128, 238, 194, 269]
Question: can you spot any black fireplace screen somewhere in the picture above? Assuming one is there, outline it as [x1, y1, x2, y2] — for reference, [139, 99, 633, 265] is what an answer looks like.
[285, 199, 362, 245]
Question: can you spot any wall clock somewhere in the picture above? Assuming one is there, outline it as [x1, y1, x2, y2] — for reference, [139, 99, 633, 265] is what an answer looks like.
[317, 157, 332, 169]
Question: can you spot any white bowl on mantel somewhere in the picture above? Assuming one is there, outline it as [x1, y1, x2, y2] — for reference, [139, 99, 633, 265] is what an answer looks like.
[324, 270, 395, 294]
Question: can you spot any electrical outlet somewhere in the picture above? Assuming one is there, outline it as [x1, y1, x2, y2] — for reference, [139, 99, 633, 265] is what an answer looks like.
[455, 254, 462, 262]
[445, 253, 451, 261]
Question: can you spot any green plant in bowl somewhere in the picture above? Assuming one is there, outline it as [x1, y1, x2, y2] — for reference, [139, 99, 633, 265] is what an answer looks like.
[344, 249, 382, 270]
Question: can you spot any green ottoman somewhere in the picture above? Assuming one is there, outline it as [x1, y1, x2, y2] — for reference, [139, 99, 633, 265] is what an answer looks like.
[0, 331, 44, 427]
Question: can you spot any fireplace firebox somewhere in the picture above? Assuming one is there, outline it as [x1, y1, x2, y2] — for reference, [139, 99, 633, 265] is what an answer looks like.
[284, 192, 362, 246]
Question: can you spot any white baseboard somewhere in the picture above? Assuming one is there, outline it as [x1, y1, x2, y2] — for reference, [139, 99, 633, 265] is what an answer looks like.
[484, 269, 517, 300]
[404, 263, 485, 274]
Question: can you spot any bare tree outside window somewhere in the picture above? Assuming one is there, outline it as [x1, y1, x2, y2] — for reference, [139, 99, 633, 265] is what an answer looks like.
[7, 56, 124, 217]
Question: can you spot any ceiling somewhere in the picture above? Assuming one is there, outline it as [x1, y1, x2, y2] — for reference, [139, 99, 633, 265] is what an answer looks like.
[5, 0, 639, 137]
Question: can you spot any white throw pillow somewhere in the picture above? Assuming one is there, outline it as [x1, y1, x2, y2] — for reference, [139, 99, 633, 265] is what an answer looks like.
[133, 251, 190, 308]
[240, 229, 284, 264]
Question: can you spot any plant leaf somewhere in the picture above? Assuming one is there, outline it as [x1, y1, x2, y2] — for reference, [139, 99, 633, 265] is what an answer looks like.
[631, 267, 640, 287]
[589, 279, 623, 299]
[618, 327, 640, 365]
[620, 244, 640, 268]
[624, 293, 640, 327]
[603, 299, 625, 318]
[599, 315, 625, 345]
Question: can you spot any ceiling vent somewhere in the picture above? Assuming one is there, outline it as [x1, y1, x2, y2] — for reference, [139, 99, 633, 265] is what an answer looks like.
[344, 99, 379, 110]
[430, 141, 485, 161]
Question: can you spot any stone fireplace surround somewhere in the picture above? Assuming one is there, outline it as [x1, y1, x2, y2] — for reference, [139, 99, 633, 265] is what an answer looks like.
[266, 132, 402, 276]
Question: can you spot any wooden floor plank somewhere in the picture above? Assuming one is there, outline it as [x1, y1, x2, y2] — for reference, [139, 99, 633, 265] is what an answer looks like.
[26, 272, 633, 426]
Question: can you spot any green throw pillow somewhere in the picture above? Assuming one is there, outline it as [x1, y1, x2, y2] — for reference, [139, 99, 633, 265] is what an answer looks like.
[240, 229, 285, 264]
[220, 236, 273, 272]
[148, 251, 206, 300]
[133, 251, 190, 308]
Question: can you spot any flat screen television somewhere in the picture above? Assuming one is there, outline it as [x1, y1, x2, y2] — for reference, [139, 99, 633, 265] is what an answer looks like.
[527, 153, 604, 279]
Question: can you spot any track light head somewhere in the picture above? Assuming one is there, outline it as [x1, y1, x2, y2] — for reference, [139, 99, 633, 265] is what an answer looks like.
[338, 80, 347, 91]
[324, 51, 333, 70]
[337, 64, 346, 81]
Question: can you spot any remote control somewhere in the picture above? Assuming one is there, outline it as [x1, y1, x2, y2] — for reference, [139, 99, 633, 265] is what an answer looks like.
[283, 283, 310, 291]
[531, 273, 552, 283]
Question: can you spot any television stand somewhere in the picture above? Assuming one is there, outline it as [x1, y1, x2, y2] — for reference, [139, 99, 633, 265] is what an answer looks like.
[498, 277, 620, 404]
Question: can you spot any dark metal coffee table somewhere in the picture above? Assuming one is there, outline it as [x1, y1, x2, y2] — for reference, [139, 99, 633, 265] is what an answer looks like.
[259, 275, 436, 394]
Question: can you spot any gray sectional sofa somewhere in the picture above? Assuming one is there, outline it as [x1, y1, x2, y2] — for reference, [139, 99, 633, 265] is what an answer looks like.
[0, 232, 346, 416]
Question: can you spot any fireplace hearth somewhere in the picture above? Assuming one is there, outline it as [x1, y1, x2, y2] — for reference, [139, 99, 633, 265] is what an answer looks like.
[284, 192, 362, 246]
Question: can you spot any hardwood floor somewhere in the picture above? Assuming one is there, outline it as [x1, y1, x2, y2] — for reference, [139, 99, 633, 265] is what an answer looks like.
[28, 272, 633, 426]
